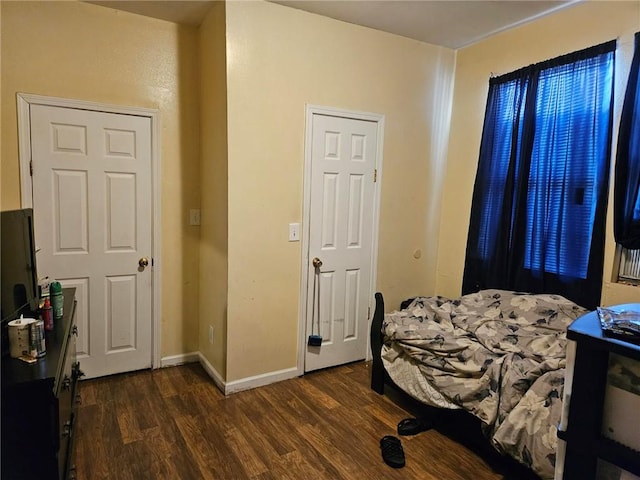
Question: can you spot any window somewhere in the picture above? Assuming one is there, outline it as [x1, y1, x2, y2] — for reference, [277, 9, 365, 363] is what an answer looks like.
[463, 41, 616, 309]
[473, 78, 528, 262]
[524, 58, 614, 279]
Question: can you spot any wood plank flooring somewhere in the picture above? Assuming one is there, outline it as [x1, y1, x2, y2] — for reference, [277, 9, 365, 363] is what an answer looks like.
[73, 361, 539, 480]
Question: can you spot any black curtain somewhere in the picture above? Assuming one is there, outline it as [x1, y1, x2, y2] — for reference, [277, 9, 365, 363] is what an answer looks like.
[463, 41, 616, 310]
[614, 32, 640, 249]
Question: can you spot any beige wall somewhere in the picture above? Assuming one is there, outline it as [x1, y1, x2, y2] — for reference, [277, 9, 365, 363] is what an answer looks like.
[439, 0, 640, 307]
[4, 0, 635, 388]
[224, 0, 456, 381]
[0, 1, 202, 357]
[198, 2, 228, 375]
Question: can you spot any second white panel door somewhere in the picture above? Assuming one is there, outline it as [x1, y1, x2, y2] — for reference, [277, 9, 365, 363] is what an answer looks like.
[305, 113, 378, 372]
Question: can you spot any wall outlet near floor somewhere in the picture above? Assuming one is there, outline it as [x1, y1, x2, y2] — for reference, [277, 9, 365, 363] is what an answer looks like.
[189, 209, 201, 226]
[209, 325, 214, 344]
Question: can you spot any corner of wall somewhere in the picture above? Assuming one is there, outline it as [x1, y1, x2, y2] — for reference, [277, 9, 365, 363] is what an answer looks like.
[197, 0, 229, 380]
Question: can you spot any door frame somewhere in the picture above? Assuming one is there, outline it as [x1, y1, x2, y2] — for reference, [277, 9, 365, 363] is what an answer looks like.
[16, 93, 162, 369]
[297, 104, 385, 375]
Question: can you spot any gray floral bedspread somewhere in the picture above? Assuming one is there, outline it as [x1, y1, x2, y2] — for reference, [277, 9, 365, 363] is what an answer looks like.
[382, 289, 587, 479]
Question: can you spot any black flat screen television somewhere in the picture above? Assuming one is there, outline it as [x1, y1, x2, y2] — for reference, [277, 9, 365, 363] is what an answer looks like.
[1, 208, 39, 323]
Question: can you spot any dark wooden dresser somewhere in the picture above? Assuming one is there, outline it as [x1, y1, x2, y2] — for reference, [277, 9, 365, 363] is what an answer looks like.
[558, 304, 640, 479]
[1, 288, 81, 480]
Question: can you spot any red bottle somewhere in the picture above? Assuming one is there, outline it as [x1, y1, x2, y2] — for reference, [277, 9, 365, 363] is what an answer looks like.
[42, 297, 53, 331]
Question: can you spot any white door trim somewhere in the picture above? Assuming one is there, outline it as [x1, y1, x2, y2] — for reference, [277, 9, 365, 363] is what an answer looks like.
[297, 104, 384, 375]
[16, 93, 162, 369]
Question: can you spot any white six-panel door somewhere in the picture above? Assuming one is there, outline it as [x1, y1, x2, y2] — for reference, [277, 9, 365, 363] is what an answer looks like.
[304, 113, 379, 372]
[30, 104, 153, 378]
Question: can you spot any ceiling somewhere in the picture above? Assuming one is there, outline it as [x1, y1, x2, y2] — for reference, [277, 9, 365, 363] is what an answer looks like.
[87, 0, 580, 49]
[87, 1, 217, 26]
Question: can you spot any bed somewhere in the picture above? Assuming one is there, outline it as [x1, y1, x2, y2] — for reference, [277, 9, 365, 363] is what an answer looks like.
[370, 289, 588, 479]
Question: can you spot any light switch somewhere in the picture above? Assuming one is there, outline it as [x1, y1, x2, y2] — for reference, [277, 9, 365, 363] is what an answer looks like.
[289, 223, 300, 242]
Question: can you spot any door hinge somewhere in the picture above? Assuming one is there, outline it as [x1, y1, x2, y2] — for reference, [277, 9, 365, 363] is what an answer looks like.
[368, 306, 371, 320]
[30, 160, 33, 176]
[374, 169, 377, 183]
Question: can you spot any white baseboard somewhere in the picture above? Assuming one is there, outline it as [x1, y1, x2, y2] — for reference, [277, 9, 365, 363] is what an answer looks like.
[198, 352, 226, 394]
[224, 366, 300, 395]
[160, 352, 199, 368]
[163, 351, 301, 396]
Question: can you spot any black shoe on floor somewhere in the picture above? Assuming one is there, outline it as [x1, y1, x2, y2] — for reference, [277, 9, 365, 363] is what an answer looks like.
[380, 435, 405, 468]
[397, 417, 433, 436]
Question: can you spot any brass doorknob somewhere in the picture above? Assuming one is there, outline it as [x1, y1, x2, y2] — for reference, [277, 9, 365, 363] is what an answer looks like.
[312, 257, 323, 268]
[139, 257, 149, 268]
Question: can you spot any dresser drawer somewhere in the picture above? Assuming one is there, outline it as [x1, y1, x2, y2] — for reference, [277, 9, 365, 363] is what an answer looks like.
[57, 346, 74, 480]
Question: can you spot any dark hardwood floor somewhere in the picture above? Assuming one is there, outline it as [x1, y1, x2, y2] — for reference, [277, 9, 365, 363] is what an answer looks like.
[74, 361, 539, 479]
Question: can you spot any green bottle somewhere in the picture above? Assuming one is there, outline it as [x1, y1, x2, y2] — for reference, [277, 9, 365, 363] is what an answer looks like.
[50, 281, 63, 321]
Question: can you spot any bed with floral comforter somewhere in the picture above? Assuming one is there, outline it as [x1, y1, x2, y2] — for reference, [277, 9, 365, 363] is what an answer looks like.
[380, 289, 587, 479]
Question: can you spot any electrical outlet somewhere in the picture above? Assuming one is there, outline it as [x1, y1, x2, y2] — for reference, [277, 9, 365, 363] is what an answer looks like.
[209, 325, 214, 344]
[189, 209, 201, 226]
